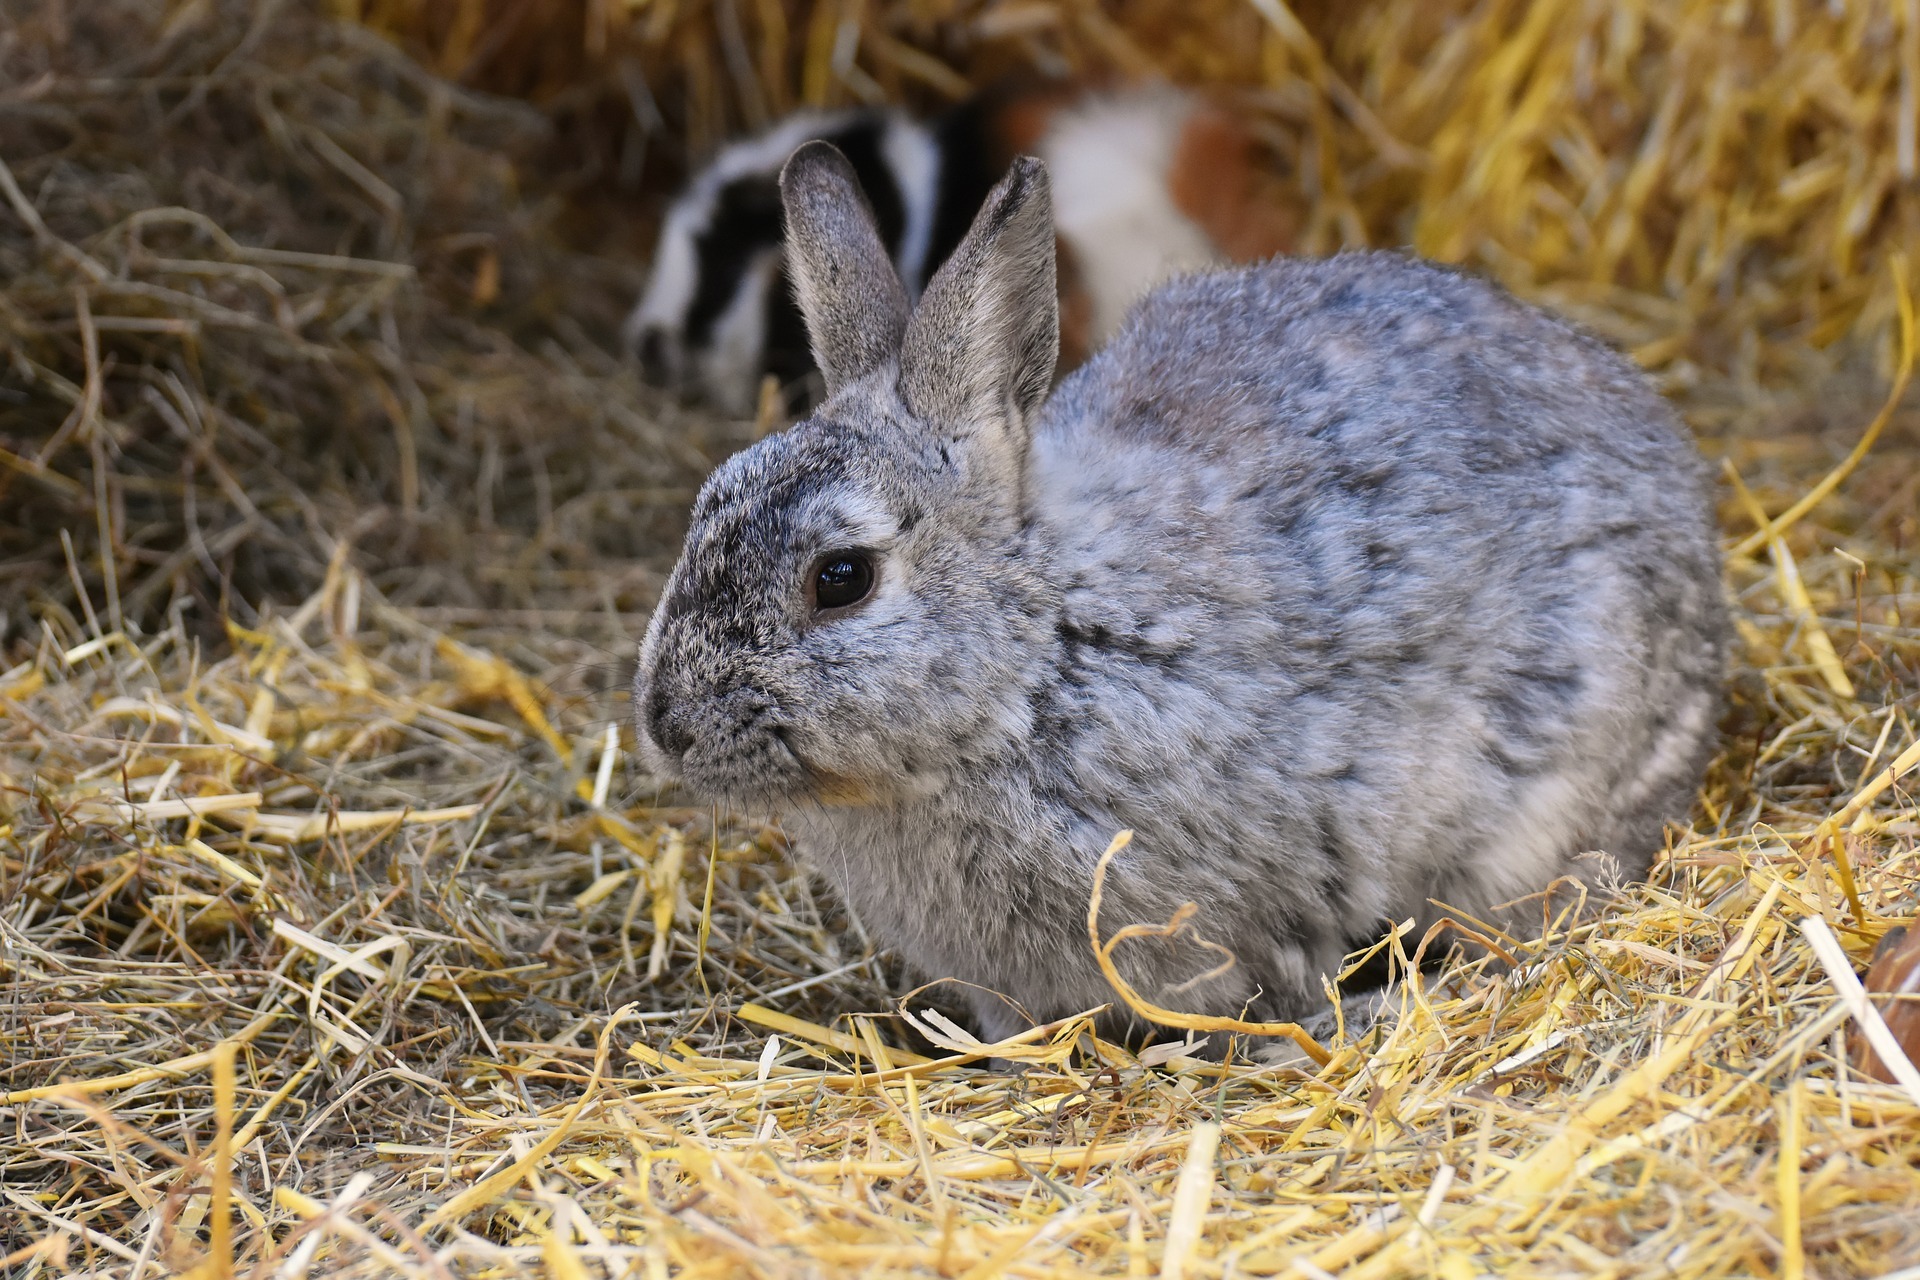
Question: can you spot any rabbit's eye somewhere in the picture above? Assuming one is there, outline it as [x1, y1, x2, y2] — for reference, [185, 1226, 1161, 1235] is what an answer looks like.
[811, 551, 875, 612]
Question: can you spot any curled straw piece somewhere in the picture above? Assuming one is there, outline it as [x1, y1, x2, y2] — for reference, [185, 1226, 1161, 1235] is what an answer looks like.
[1086, 831, 1332, 1066]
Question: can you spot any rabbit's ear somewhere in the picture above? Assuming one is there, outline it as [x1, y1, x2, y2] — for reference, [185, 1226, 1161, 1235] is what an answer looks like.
[779, 141, 911, 395]
[900, 157, 1058, 447]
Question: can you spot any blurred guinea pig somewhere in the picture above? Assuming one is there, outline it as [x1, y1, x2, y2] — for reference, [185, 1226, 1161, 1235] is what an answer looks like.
[625, 82, 1301, 415]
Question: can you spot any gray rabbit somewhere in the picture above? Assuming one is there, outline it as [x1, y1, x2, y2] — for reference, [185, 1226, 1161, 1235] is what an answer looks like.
[633, 142, 1727, 1048]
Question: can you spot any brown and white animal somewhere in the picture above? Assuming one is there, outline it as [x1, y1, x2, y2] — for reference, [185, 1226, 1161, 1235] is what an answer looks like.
[626, 82, 1299, 415]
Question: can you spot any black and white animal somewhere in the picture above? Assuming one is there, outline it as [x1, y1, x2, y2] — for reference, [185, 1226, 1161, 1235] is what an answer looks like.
[634, 144, 1727, 1049]
[626, 84, 1298, 415]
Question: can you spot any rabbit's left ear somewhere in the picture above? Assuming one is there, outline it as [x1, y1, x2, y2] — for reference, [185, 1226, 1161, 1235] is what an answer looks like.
[779, 141, 911, 396]
[899, 157, 1059, 449]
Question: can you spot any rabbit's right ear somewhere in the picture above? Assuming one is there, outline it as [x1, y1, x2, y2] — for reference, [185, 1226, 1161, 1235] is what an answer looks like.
[779, 142, 911, 396]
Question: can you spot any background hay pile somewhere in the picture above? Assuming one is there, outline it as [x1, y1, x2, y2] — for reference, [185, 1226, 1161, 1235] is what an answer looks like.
[0, 0, 742, 644]
[1, 1, 1917, 1277]
[358, 0, 1920, 384]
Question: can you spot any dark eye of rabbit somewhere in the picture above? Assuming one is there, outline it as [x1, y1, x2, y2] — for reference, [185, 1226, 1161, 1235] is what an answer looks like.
[812, 551, 875, 611]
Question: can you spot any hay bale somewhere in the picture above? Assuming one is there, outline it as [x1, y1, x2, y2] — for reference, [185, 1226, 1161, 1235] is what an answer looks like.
[1, 1, 1918, 1277]
[0, 0, 741, 647]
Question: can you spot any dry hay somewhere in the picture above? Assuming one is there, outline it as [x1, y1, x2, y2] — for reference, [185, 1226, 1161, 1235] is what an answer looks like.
[2, 1, 1920, 1278]
[358, 0, 1920, 386]
[4, 484, 1919, 1278]
[0, 0, 748, 645]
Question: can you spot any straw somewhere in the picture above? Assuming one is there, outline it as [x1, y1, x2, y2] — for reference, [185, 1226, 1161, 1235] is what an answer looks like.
[3, 2, 1919, 1277]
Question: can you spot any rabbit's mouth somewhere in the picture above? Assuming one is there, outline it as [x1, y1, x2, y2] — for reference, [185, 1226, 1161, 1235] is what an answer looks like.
[670, 722, 881, 809]
[673, 730, 802, 805]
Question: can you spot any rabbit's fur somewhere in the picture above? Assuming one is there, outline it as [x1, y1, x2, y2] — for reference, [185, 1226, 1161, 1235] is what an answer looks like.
[635, 143, 1727, 1046]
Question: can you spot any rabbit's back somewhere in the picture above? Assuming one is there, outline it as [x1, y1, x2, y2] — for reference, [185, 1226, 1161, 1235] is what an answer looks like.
[1029, 252, 1724, 952]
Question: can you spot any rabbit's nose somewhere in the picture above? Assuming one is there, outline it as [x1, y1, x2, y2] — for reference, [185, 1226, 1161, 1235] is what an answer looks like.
[645, 685, 696, 759]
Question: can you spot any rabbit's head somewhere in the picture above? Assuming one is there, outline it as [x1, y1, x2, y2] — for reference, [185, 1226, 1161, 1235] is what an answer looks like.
[634, 142, 1062, 807]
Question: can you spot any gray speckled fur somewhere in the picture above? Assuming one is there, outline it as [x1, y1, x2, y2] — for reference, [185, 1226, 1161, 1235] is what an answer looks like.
[635, 146, 1728, 1045]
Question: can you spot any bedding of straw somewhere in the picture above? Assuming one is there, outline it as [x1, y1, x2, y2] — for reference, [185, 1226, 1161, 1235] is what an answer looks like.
[2, 1, 1918, 1277]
